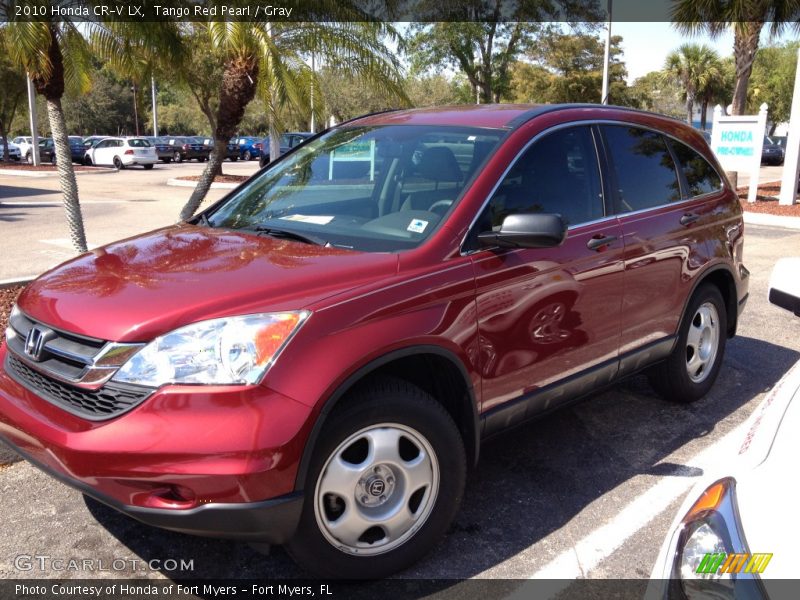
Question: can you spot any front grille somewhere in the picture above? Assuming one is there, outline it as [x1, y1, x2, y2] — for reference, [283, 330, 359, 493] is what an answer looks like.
[5, 354, 152, 420]
[6, 310, 142, 386]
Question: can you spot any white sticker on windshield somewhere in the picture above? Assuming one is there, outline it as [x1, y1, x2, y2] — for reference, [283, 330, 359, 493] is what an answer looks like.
[407, 219, 428, 233]
[280, 214, 334, 225]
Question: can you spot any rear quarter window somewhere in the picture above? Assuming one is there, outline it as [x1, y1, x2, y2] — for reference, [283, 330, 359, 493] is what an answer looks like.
[669, 140, 722, 197]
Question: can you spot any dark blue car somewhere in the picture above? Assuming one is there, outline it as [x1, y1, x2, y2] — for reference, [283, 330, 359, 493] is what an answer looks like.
[69, 136, 86, 163]
[230, 136, 263, 161]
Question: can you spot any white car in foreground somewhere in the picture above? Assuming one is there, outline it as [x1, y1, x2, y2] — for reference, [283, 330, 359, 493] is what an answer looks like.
[649, 258, 800, 599]
[83, 137, 157, 169]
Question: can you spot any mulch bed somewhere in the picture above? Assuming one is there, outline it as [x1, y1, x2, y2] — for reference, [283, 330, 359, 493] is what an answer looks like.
[0, 285, 23, 344]
[737, 184, 800, 217]
[0, 163, 104, 172]
[177, 174, 249, 184]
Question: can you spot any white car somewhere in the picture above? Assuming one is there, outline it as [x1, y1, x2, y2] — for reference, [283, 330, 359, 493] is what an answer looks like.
[83, 137, 157, 169]
[649, 258, 800, 598]
[12, 136, 33, 160]
[0, 141, 21, 161]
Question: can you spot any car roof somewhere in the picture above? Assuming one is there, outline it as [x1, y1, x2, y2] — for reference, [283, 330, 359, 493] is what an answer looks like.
[347, 103, 686, 130]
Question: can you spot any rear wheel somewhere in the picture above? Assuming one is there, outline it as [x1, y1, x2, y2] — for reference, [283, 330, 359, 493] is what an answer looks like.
[50, 154, 56, 165]
[144, 164, 154, 170]
[173, 151, 183, 163]
[649, 284, 727, 403]
[286, 379, 466, 579]
[113, 156, 124, 170]
[244, 150, 252, 161]
[26, 152, 32, 165]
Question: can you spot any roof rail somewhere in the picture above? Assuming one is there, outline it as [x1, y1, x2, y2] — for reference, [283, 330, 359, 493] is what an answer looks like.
[506, 103, 686, 129]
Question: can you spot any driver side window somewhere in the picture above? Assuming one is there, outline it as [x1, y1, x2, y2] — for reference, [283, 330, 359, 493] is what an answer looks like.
[478, 126, 604, 231]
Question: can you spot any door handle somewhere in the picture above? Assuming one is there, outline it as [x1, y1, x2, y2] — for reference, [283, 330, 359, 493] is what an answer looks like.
[586, 235, 618, 251]
[680, 213, 700, 226]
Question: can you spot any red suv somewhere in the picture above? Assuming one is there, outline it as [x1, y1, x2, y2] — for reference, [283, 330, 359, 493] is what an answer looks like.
[0, 105, 748, 578]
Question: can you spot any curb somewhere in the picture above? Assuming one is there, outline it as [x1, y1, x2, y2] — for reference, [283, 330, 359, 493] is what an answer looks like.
[0, 276, 35, 289]
[0, 167, 117, 177]
[743, 211, 800, 230]
[167, 177, 240, 190]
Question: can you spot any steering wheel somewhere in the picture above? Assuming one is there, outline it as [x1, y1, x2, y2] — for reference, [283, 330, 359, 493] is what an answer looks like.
[428, 199, 453, 216]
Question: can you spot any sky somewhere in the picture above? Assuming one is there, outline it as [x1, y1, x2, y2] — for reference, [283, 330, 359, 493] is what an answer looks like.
[609, 22, 794, 83]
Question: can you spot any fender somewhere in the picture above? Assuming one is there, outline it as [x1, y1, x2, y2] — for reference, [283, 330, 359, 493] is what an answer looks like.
[677, 261, 742, 342]
[293, 344, 480, 491]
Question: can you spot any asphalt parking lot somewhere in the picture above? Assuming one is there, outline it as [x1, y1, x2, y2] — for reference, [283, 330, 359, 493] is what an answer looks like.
[0, 163, 799, 585]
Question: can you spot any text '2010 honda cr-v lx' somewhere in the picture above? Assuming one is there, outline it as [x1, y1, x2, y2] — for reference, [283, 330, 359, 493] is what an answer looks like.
[0, 104, 748, 578]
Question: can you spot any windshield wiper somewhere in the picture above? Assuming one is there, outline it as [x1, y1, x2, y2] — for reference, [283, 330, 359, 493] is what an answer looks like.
[242, 225, 327, 246]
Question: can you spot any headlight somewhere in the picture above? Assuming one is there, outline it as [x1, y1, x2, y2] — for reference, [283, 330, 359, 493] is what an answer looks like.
[671, 478, 766, 600]
[113, 311, 309, 386]
[4, 305, 20, 342]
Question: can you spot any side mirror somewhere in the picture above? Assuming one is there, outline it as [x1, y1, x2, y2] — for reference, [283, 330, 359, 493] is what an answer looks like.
[477, 213, 567, 249]
[769, 258, 800, 316]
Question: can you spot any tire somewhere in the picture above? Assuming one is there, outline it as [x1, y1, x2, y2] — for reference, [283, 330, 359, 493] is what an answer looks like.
[244, 150, 252, 161]
[648, 284, 727, 403]
[50, 154, 56, 165]
[230, 156, 238, 162]
[84, 156, 92, 166]
[113, 156, 124, 170]
[174, 151, 183, 163]
[26, 152, 32, 165]
[286, 379, 466, 579]
[144, 164, 154, 170]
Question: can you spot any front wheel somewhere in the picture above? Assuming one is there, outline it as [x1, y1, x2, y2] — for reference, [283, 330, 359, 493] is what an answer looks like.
[243, 150, 252, 161]
[173, 152, 183, 163]
[286, 379, 466, 579]
[648, 284, 727, 403]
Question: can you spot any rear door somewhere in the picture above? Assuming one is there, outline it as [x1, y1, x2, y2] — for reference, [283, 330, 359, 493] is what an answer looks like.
[599, 125, 717, 368]
[468, 125, 625, 430]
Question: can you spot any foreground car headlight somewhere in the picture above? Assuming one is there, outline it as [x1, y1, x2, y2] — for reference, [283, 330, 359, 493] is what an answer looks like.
[113, 312, 309, 386]
[670, 478, 767, 599]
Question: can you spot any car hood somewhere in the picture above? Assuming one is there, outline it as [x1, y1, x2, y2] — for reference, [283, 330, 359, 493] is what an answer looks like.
[17, 224, 398, 342]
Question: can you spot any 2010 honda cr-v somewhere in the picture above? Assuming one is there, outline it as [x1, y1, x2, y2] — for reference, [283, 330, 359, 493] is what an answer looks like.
[0, 104, 748, 578]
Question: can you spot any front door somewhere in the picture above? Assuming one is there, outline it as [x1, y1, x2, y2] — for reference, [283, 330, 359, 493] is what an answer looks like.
[467, 125, 625, 429]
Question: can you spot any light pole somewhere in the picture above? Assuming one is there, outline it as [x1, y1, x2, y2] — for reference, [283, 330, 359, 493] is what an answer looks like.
[26, 74, 41, 165]
[131, 83, 140, 136]
[151, 77, 158, 137]
[601, 0, 613, 105]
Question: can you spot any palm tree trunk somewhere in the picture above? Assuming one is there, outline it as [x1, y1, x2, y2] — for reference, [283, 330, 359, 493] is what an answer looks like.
[179, 56, 258, 221]
[179, 139, 227, 221]
[686, 97, 694, 126]
[700, 97, 709, 130]
[47, 97, 88, 252]
[731, 23, 762, 115]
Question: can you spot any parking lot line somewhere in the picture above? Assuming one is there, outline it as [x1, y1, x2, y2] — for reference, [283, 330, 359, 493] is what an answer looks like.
[528, 421, 748, 583]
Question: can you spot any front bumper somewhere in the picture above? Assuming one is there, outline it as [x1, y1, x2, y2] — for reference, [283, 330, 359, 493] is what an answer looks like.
[0, 344, 313, 542]
[1, 435, 303, 543]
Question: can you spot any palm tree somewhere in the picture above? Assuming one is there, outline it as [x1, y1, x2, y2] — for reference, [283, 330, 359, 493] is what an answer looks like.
[663, 44, 723, 126]
[178, 15, 406, 222]
[2, 21, 92, 252]
[671, 0, 800, 115]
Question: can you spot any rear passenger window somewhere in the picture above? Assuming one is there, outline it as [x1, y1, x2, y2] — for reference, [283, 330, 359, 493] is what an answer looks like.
[478, 126, 604, 229]
[602, 126, 681, 213]
[669, 141, 722, 197]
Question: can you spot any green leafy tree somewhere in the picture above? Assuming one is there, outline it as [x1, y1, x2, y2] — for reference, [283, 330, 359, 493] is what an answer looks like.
[671, 0, 800, 115]
[663, 44, 723, 125]
[0, 31, 26, 162]
[626, 70, 685, 118]
[748, 41, 799, 131]
[517, 32, 629, 104]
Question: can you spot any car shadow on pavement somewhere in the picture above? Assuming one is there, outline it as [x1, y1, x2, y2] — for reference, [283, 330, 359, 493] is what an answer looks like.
[85, 335, 797, 586]
[0, 184, 60, 199]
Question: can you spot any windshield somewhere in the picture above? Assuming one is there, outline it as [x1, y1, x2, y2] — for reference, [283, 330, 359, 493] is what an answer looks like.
[207, 125, 504, 252]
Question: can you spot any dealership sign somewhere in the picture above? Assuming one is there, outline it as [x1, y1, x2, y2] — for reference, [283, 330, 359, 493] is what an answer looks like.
[711, 103, 768, 203]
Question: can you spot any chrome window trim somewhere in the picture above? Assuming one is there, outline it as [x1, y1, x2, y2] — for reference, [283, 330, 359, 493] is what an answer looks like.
[459, 118, 726, 256]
